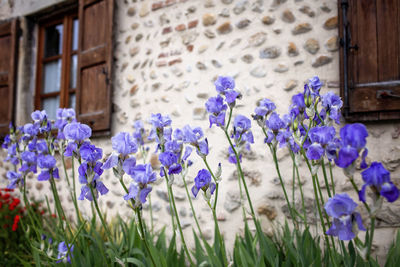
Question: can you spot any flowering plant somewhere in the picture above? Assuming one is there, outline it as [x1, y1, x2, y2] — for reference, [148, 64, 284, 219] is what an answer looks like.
[2, 75, 399, 266]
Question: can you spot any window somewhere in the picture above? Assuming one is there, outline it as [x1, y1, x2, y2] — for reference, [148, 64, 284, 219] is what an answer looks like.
[32, 0, 115, 134]
[35, 13, 78, 120]
[1, 0, 114, 135]
[339, 0, 400, 121]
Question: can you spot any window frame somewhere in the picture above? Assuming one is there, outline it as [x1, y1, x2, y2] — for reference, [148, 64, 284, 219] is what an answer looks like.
[34, 9, 78, 117]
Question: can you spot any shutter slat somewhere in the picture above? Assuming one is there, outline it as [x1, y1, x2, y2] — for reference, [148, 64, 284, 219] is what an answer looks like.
[77, 0, 114, 133]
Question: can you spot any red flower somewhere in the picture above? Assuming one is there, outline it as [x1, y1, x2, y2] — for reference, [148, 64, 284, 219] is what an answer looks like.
[2, 193, 11, 200]
[12, 215, 20, 231]
[9, 198, 21, 211]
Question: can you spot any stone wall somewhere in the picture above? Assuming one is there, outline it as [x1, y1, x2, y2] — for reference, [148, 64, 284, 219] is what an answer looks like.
[1, 0, 400, 259]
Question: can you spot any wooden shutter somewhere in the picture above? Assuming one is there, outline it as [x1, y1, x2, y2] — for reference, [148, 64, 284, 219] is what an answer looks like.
[339, 0, 400, 121]
[77, 0, 114, 133]
[0, 20, 18, 136]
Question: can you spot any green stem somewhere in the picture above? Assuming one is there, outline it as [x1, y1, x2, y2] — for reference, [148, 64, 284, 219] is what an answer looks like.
[203, 158, 219, 210]
[321, 158, 332, 198]
[164, 178, 177, 231]
[269, 144, 298, 228]
[348, 177, 371, 213]
[164, 171, 194, 266]
[367, 216, 376, 260]
[236, 164, 247, 224]
[328, 161, 336, 195]
[89, 186, 113, 243]
[223, 128, 256, 219]
[182, 173, 203, 238]
[61, 153, 81, 224]
[290, 151, 308, 227]
[137, 208, 158, 267]
[207, 200, 228, 266]
[49, 176, 73, 237]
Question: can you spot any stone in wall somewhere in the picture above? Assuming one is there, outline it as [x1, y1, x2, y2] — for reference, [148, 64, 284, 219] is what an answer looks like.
[262, 15, 275, 25]
[287, 42, 299, 57]
[204, 29, 216, 38]
[284, 79, 298, 91]
[217, 21, 233, 34]
[248, 32, 267, 47]
[325, 36, 339, 52]
[383, 146, 400, 171]
[241, 54, 254, 64]
[281, 9, 295, 23]
[324, 16, 338, 30]
[224, 191, 242, 212]
[260, 46, 281, 59]
[236, 19, 251, 29]
[127, 6, 136, 17]
[299, 5, 315, 18]
[257, 203, 277, 221]
[250, 66, 267, 78]
[304, 38, 320, 55]
[203, 13, 217, 26]
[292, 23, 312, 35]
[312, 55, 333, 68]
[274, 63, 289, 73]
[233, 0, 248, 15]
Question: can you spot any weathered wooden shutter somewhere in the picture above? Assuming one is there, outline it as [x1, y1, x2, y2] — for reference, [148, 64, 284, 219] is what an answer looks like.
[77, 0, 114, 134]
[0, 20, 18, 136]
[339, 0, 400, 121]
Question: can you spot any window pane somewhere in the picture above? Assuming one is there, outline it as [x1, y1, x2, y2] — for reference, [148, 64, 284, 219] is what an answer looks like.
[69, 93, 76, 110]
[44, 24, 63, 58]
[42, 96, 60, 120]
[42, 60, 61, 93]
[70, 54, 77, 88]
[72, 19, 79, 51]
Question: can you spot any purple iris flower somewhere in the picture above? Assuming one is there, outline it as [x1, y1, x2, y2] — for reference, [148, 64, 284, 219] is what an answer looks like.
[57, 241, 74, 263]
[78, 162, 108, 201]
[22, 123, 39, 140]
[37, 155, 59, 181]
[341, 123, 368, 150]
[191, 169, 216, 197]
[159, 151, 182, 175]
[306, 126, 336, 160]
[321, 92, 343, 124]
[228, 146, 242, 164]
[19, 151, 37, 173]
[254, 98, 276, 118]
[182, 125, 204, 144]
[309, 76, 323, 93]
[225, 89, 240, 104]
[266, 112, 285, 132]
[165, 140, 182, 155]
[6, 171, 22, 189]
[205, 95, 227, 128]
[31, 110, 47, 123]
[335, 123, 368, 168]
[63, 122, 92, 141]
[121, 157, 137, 175]
[291, 93, 306, 111]
[325, 193, 365, 241]
[132, 120, 146, 145]
[112, 132, 137, 155]
[55, 109, 76, 139]
[197, 139, 209, 158]
[359, 162, 399, 203]
[233, 115, 254, 144]
[149, 113, 172, 129]
[214, 76, 235, 94]
[124, 164, 156, 204]
[80, 142, 103, 163]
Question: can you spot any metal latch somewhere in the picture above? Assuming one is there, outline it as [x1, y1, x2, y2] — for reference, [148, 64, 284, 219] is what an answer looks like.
[376, 90, 400, 99]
